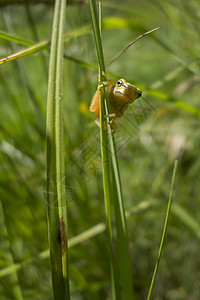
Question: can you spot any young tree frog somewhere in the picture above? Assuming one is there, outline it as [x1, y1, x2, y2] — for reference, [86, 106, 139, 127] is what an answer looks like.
[89, 75, 142, 130]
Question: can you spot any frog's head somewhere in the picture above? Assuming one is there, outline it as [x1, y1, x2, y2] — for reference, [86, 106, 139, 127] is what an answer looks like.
[114, 79, 142, 102]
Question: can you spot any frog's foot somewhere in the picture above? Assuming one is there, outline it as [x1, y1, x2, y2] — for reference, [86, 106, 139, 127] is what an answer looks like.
[111, 120, 118, 132]
[97, 72, 113, 89]
[104, 113, 116, 118]
[98, 80, 110, 89]
[104, 113, 116, 126]
[102, 72, 113, 84]
[95, 117, 118, 131]
[104, 114, 118, 131]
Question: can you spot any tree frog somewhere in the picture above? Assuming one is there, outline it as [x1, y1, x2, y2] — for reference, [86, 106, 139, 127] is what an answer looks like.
[89, 74, 142, 130]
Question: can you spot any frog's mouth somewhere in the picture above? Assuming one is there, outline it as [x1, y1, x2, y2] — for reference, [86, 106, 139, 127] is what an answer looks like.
[122, 84, 142, 101]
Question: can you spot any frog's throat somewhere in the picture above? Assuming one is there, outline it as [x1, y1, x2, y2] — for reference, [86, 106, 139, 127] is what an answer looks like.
[118, 90, 142, 101]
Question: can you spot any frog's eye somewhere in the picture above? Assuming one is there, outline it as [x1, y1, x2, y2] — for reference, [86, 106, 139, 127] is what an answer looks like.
[116, 79, 123, 86]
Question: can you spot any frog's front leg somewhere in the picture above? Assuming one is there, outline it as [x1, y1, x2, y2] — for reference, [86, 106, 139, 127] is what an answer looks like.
[95, 113, 118, 132]
[101, 72, 113, 87]
[104, 113, 116, 118]
[98, 80, 112, 90]
[104, 113, 118, 132]
[104, 113, 117, 126]
[104, 111, 123, 119]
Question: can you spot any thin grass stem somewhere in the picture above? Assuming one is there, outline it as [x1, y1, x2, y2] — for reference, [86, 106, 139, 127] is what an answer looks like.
[147, 160, 178, 300]
[107, 27, 160, 66]
[88, 1, 137, 299]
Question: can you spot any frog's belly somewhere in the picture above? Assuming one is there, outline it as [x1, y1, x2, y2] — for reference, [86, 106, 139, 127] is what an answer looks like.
[110, 94, 130, 117]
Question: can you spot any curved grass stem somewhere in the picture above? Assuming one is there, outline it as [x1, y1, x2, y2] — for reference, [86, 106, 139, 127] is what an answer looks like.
[147, 160, 178, 300]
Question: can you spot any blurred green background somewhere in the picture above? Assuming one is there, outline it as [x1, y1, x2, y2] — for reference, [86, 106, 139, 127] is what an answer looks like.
[0, 0, 200, 299]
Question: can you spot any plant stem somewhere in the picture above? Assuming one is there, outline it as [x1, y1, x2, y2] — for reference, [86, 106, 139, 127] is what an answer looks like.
[88, 1, 136, 299]
[46, 0, 70, 298]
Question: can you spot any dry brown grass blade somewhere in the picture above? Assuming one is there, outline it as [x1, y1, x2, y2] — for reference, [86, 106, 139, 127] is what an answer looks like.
[107, 27, 160, 66]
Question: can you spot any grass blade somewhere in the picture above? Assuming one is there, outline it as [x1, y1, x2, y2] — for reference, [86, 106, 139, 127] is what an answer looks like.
[88, 1, 136, 299]
[107, 27, 160, 66]
[46, 0, 70, 298]
[147, 160, 178, 300]
[89, 1, 119, 298]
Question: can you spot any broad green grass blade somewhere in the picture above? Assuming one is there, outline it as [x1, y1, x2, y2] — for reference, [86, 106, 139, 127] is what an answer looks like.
[147, 89, 200, 118]
[0, 25, 91, 65]
[46, 0, 70, 298]
[0, 40, 48, 65]
[0, 30, 34, 46]
[147, 160, 178, 300]
[55, 0, 70, 294]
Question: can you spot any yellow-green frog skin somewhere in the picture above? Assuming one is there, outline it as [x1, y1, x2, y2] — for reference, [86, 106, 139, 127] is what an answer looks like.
[90, 76, 142, 130]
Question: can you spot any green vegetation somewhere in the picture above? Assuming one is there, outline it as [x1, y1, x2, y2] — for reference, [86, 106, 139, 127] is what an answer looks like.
[46, 0, 70, 298]
[0, 0, 200, 299]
